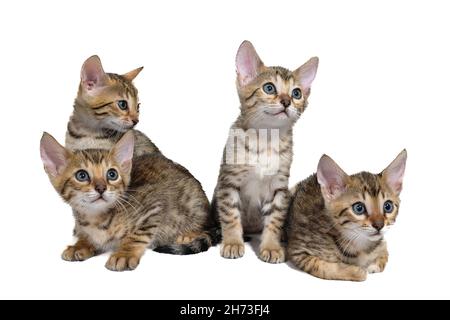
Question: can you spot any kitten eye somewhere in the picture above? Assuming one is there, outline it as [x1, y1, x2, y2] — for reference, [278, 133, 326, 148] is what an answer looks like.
[107, 169, 119, 181]
[75, 170, 90, 182]
[292, 88, 302, 100]
[352, 202, 366, 215]
[117, 100, 128, 110]
[263, 83, 277, 95]
[383, 200, 394, 214]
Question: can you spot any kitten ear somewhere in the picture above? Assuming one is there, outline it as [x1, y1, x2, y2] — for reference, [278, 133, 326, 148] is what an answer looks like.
[317, 154, 348, 200]
[294, 57, 319, 95]
[40, 132, 70, 177]
[236, 40, 264, 86]
[381, 149, 407, 195]
[122, 67, 143, 82]
[81, 55, 107, 90]
[111, 131, 135, 174]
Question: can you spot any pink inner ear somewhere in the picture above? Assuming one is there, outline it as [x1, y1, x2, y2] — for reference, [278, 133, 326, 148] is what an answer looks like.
[296, 57, 319, 91]
[236, 41, 263, 86]
[40, 135, 68, 177]
[81, 56, 105, 90]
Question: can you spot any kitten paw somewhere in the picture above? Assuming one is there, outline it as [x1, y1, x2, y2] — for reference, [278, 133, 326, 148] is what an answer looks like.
[347, 267, 368, 281]
[61, 246, 95, 262]
[221, 242, 245, 259]
[367, 257, 388, 274]
[259, 246, 286, 264]
[105, 253, 140, 272]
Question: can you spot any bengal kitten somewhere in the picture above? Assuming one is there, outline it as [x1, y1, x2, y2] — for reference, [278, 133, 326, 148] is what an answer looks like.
[66, 55, 159, 156]
[287, 150, 407, 281]
[40, 132, 216, 271]
[212, 41, 319, 263]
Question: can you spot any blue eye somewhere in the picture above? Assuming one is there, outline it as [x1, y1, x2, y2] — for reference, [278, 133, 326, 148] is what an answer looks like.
[352, 202, 366, 215]
[292, 88, 302, 99]
[384, 200, 394, 214]
[263, 83, 277, 95]
[107, 169, 119, 181]
[117, 100, 128, 110]
[75, 170, 90, 182]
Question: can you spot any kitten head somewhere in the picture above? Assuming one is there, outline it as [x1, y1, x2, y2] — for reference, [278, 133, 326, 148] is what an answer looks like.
[317, 150, 407, 241]
[40, 131, 135, 215]
[76, 55, 143, 132]
[235, 40, 319, 130]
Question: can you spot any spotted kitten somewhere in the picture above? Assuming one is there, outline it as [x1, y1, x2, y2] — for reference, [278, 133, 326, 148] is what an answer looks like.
[212, 41, 319, 263]
[40, 132, 216, 272]
[66, 55, 159, 156]
[287, 150, 407, 281]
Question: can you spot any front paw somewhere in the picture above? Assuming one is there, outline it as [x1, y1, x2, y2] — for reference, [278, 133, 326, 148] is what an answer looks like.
[62, 246, 95, 262]
[367, 257, 388, 274]
[259, 245, 286, 264]
[221, 241, 245, 259]
[105, 253, 141, 272]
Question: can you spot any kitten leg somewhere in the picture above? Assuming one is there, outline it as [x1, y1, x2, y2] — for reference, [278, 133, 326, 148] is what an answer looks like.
[105, 234, 150, 272]
[62, 237, 96, 262]
[290, 252, 367, 281]
[259, 188, 290, 264]
[216, 187, 245, 259]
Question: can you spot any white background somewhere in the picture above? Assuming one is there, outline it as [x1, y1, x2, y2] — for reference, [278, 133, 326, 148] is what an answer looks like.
[0, 0, 449, 300]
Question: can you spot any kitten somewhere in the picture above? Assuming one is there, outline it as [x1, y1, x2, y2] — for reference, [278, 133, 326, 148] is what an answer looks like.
[212, 41, 319, 263]
[287, 150, 407, 281]
[40, 132, 217, 271]
[66, 55, 159, 156]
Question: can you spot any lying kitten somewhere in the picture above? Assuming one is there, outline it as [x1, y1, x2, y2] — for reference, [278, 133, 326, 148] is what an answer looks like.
[40, 132, 216, 271]
[212, 41, 319, 263]
[66, 55, 159, 156]
[287, 150, 407, 281]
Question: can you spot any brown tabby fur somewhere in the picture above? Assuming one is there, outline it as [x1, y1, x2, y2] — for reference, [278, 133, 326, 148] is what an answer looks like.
[213, 41, 319, 263]
[66, 55, 159, 156]
[287, 151, 407, 281]
[41, 132, 215, 272]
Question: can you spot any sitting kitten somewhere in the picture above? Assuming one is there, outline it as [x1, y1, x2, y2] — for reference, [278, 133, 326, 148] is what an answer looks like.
[40, 132, 216, 271]
[212, 41, 319, 263]
[287, 150, 407, 281]
[66, 55, 159, 156]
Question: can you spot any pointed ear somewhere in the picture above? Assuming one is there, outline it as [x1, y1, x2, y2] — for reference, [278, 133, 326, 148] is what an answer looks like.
[236, 40, 264, 86]
[122, 67, 143, 82]
[294, 57, 319, 96]
[40, 132, 70, 177]
[111, 131, 135, 174]
[81, 55, 107, 91]
[382, 149, 407, 195]
[317, 154, 348, 200]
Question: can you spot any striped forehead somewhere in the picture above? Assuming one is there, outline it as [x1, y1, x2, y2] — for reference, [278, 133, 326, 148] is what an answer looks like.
[352, 172, 383, 197]
[107, 73, 138, 98]
[75, 150, 111, 167]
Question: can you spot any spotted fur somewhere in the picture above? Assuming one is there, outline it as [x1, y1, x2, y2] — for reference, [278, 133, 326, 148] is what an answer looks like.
[41, 132, 215, 272]
[212, 41, 319, 263]
[65, 55, 159, 156]
[287, 151, 407, 281]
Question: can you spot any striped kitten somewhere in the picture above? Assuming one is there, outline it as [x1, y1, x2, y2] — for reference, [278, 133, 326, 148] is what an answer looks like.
[212, 41, 319, 263]
[66, 55, 159, 156]
[40, 132, 216, 271]
[287, 151, 407, 281]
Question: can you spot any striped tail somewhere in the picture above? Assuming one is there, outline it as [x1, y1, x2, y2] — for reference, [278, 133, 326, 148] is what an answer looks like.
[153, 227, 222, 255]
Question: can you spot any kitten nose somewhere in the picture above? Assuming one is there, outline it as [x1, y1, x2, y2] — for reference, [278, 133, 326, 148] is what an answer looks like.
[95, 184, 106, 195]
[279, 95, 291, 108]
[372, 220, 385, 231]
[132, 119, 139, 126]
